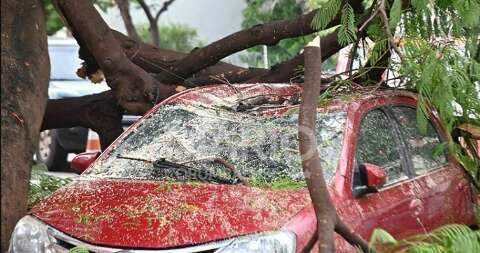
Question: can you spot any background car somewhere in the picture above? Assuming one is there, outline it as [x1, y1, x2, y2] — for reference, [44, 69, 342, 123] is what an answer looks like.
[36, 38, 138, 171]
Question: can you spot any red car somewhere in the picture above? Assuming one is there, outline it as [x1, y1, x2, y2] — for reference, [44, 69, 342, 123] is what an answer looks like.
[10, 84, 476, 252]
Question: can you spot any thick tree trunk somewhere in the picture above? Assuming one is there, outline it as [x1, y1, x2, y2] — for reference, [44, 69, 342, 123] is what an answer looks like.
[136, 0, 177, 47]
[41, 91, 124, 150]
[1, 0, 50, 250]
[54, 0, 176, 114]
[150, 22, 161, 47]
[115, 0, 141, 41]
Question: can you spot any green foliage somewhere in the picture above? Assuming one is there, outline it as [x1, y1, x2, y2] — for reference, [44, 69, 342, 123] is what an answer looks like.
[138, 23, 205, 53]
[40, 0, 115, 36]
[310, 0, 342, 30]
[398, 0, 480, 181]
[68, 246, 89, 253]
[310, 0, 357, 47]
[313, 0, 480, 186]
[368, 224, 480, 252]
[248, 176, 307, 189]
[29, 164, 71, 209]
[337, 3, 357, 46]
[388, 0, 402, 30]
[241, 0, 315, 67]
[41, 0, 64, 35]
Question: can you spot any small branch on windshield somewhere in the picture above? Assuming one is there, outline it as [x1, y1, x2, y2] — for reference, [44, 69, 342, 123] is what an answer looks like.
[182, 157, 249, 186]
[213, 158, 249, 186]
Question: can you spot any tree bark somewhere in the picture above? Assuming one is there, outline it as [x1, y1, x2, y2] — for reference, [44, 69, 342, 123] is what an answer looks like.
[115, 0, 141, 41]
[41, 91, 124, 150]
[153, 10, 322, 84]
[1, 0, 50, 250]
[300, 37, 337, 252]
[54, 0, 176, 114]
[299, 37, 369, 252]
[81, 29, 247, 82]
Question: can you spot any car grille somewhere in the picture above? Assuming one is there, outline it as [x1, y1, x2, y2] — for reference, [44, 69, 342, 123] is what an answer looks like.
[47, 227, 230, 253]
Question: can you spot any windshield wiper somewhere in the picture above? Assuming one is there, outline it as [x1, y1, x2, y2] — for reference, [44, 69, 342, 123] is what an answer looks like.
[182, 157, 249, 186]
[116, 155, 235, 184]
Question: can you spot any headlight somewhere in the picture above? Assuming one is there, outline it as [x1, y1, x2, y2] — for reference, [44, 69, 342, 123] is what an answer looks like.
[215, 231, 296, 253]
[8, 215, 59, 253]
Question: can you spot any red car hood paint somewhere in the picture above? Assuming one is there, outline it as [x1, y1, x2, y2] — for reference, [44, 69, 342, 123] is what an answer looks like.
[31, 178, 311, 249]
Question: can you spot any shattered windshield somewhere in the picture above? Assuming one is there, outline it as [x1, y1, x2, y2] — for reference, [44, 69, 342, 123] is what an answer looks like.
[86, 105, 346, 187]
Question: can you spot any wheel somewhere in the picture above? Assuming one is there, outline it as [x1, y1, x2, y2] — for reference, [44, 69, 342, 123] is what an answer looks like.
[36, 130, 69, 172]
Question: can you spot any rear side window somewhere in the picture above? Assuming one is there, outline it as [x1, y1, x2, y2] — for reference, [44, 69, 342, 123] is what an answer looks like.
[391, 106, 447, 174]
[356, 109, 408, 185]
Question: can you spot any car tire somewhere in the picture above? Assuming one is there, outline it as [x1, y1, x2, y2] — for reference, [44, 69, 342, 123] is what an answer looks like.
[36, 130, 69, 172]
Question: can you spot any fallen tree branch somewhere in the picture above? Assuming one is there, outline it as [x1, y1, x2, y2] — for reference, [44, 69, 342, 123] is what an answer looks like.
[54, 0, 176, 114]
[41, 91, 124, 150]
[300, 37, 369, 252]
[300, 36, 337, 252]
[154, 9, 327, 84]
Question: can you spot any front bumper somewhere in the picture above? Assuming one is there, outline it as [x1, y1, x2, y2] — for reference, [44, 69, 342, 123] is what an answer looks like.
[11, 215, 233, 253]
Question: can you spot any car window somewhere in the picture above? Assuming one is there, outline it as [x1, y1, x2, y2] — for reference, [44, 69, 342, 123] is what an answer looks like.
[356, 109, 408, 185]
[391, 106, 447, 174]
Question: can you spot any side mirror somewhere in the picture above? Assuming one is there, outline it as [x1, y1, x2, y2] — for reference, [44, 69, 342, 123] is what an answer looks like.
[363, 163, 387, 189]
[71, 152, 100, 174]
[353, 162, 387, 197]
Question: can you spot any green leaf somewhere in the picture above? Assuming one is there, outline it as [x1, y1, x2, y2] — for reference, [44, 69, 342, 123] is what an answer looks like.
[317, 24, 341, 38]
[337, 3, 357, 46]
[69, 246, 89, 253]
[411, 0, 429, 13]
[388, 0, 402, 30]
[311, 0, 342, 30]
[416, 98, 428, 135]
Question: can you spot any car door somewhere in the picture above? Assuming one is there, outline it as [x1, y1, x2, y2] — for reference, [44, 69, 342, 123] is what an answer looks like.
[390, 106, 475, 230]
[351, 107, 425, 239]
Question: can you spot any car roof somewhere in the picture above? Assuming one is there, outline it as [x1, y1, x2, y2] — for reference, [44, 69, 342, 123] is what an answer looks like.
[161, 83, 418, 111]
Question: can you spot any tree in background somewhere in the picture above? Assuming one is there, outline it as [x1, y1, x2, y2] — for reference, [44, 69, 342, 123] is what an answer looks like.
[41, 0, 63, 35]
[135, 0, 177, 47]
[115, 0, 141, 41]
[41, 0, 114, 36]
[138, 23, 205, 53]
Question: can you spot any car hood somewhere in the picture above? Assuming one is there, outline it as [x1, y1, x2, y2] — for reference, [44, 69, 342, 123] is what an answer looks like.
[31, 178, 310, 249]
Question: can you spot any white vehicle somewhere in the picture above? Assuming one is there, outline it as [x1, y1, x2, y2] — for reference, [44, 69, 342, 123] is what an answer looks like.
[36, 38, 138, 171]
